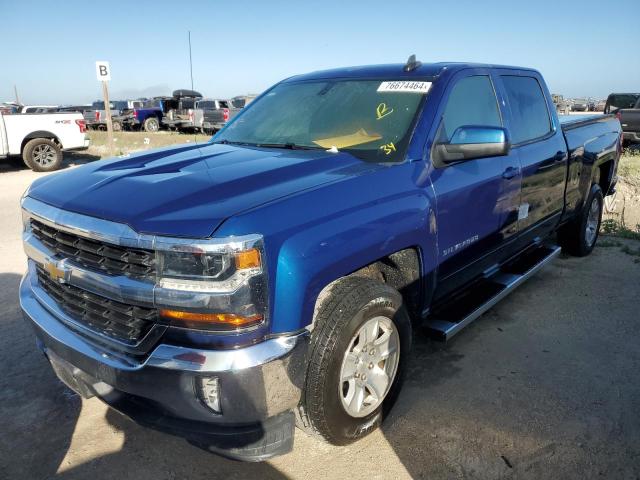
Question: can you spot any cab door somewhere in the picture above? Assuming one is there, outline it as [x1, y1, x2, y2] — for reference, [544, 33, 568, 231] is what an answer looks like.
[494, 71, 567, 244]
[429, 71, 522, 300]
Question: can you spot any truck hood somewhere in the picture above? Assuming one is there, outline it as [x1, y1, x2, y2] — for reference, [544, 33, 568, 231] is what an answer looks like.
[27, 143, 381, 238]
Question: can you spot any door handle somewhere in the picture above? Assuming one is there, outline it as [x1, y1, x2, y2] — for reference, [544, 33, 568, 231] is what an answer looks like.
[502, 166, 519, 180]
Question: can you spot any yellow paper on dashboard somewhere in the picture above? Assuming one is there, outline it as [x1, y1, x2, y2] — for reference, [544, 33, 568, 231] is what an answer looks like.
[313, 128, 382, 149]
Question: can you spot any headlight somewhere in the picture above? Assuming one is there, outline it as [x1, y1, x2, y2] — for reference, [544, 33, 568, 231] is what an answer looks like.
[155, 235, 268, 332]
[159, 251, 232, 281]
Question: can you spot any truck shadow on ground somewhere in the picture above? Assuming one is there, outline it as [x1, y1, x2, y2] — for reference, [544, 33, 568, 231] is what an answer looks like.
[0, 273, 82, 479]
[0, 151, 101, 173]
[0, 267, 474, 480]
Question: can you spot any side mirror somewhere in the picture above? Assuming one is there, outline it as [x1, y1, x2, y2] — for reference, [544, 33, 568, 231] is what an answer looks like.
[433, 125, 511, 163]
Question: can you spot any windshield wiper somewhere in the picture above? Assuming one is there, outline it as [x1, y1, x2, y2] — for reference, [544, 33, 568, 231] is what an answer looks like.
[211, 139, 259, 147]
[256, 142, 322, 151]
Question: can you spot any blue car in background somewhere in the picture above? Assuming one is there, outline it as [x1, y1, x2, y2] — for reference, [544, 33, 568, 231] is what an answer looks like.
[20, 57, 622, 461]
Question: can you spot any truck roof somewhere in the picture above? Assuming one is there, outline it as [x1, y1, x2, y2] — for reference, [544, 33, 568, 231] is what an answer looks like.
[285, 62, 536, 82]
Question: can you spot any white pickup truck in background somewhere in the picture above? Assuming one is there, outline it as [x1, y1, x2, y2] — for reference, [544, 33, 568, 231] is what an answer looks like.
[0, 112, 89, 171]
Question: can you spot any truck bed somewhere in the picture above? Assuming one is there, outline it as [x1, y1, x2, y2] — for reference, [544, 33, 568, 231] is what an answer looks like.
[558, 113, 613, 130]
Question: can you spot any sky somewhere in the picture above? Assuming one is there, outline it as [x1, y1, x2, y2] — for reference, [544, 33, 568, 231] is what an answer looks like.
[1, 0, 639, 105]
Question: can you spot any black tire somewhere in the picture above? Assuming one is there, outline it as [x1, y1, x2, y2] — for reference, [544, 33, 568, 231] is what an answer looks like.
[558, 184, 603, 256]
[112, 120, 122, 132]
[22, 138, 63, 172]
[143, 117, 160, 132]
[296, 276, 412, 445]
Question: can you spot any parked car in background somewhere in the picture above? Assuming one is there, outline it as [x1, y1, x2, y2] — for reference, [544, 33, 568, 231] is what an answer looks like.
[21, 105, 59, 114]
[1, 111, 88, 171]
[56, 105, 93, 114]
[605, 93, 640, 144]
[198, 99, 240, 134]
[162, 90, 204, 132]
[121, 97, 166, 132]
[552, 94, 570, 114]
[1, 102, 22, 114]
[571, 99, 589, 112]
[19, 60, 622, 460]
[84, 100, 134, 131]
[594, 100, 606, 112]
[231, 94, 258, 109]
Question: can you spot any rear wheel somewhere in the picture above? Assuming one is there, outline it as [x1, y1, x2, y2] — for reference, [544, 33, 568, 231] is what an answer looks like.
[296, 276, 411, 445]
[112, 120, 122, 132]
[22, 138, 63, 172]
[558, 184, 603, 256]
[143, 117, 159, 132]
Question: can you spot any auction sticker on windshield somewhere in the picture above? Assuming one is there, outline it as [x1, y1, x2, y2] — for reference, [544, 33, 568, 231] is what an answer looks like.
[377, 81, 432, 93]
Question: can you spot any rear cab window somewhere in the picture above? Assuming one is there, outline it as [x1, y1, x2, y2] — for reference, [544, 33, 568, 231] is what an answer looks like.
[605, 94, 640, 112]
[501, 75, 552, 145]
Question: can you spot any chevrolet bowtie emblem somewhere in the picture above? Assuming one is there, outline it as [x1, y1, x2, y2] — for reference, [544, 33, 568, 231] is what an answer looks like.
[45, 261, 66, 283]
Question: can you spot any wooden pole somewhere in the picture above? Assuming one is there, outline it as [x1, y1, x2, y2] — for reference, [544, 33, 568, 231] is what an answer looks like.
[101, 80, 115, 157]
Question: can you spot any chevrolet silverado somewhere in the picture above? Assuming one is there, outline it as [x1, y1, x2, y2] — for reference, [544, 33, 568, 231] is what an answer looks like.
[20, 58, 622, 461]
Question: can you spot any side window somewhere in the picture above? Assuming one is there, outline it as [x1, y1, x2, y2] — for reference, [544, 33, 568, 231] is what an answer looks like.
[440, 75, 501, 141]
[501, 76, 552, 144]
[607, 94, 640, 111]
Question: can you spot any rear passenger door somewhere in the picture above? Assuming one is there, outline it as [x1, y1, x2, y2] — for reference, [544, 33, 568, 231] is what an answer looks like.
[496, 72, 567, 240]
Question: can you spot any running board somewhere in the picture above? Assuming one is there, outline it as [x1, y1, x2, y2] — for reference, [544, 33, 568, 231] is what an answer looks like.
[424, 245, 561, 341]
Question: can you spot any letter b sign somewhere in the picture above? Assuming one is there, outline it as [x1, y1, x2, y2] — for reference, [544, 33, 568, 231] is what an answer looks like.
[95, 61, 111, 82]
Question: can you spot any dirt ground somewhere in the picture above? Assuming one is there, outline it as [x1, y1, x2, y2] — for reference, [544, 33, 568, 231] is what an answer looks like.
[85, 130, 210, 158]
[1, 142, 639, 479]
[603, 149, 640, 229]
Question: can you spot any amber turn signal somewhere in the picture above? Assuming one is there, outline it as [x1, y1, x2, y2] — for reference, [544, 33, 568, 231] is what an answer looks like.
[235, 248, 261, 270]
[160, 309, 263, 329]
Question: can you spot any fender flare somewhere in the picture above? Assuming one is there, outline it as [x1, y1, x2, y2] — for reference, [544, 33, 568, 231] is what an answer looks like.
[21, 131, 61, 152]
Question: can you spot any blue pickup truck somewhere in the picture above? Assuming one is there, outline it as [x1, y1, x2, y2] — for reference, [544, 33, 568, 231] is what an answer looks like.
[20, 58, 622, 461]
[121, 97, 166, 132]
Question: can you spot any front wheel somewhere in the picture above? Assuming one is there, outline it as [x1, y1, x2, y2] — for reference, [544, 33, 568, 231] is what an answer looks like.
[558, 183, 603, 256]
[297, 276, 411, 445]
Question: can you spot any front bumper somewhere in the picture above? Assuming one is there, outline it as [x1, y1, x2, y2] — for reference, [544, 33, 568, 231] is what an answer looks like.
[20, 272, 308, 460]
[203, 121, 225, 130]
[64, 138, 91, 152]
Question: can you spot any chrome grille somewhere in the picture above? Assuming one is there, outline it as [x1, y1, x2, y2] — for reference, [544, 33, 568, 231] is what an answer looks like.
[30, 219, 155, 277]
[36, 265, 157, 344]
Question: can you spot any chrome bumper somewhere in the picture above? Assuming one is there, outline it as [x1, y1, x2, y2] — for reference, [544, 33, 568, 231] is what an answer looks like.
[21, 271, 308, 424]
[19, 196, 308, 427]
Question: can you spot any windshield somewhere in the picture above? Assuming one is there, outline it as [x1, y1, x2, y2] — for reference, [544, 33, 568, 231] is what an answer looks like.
[214, 79, 430, 162]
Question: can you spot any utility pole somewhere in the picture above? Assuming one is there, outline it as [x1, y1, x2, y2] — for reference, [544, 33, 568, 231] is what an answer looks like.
[101, 80, 115, 157]
[14, 85, 20, 104]
[95, 61, 115, 157]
